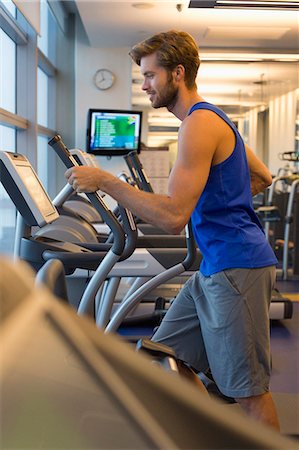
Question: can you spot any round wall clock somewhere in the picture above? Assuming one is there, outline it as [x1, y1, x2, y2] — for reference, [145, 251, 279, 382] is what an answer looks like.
[93, 69, 115, 90]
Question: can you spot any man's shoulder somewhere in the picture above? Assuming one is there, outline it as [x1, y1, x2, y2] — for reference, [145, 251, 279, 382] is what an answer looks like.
[183, 108, 223, 131]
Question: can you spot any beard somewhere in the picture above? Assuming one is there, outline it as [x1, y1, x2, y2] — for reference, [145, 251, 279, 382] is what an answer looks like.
[150, 77, 179, 110]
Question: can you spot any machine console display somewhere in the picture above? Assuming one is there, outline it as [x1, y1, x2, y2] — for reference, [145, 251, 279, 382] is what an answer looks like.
[0, 152, 59, 227]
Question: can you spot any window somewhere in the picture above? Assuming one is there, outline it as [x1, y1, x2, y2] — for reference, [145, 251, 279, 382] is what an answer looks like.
[0, 125, 16, 254]
[0, 29, 16, 113]
[0, 0, 16, 17]
[0, 24, 17, 255]
[38, 67, 49, 127]
[0, 124, 15, 149]
[0, 0, 63, 255]
[37, 1, 58, 195]
[38, 0, 57, 65]
[37, 52, 50, 193]
[37, 135, 49, 189]
[37, 0, 48, 57]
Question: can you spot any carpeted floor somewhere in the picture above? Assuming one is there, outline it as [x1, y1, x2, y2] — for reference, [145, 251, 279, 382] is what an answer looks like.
[270, 300, 299, 438]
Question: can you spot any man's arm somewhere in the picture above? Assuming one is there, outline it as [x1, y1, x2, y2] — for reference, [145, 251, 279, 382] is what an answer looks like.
[65, 111, 216, 234]
[245, 144, 273, 196]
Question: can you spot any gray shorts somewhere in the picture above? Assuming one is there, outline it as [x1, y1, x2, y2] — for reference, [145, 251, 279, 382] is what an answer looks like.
[152, 266, 276, 398]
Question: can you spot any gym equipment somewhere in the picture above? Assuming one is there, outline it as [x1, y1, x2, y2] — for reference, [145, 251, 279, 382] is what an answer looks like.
[257, 173, 299, 281]
[277, 150, 299, 177]
[124, 150, 172, 235]
[0, 150, 138, 320]
[52, 147, 186, 251]
[2, 257, 295, 450]
[125, 150, 154, 193]
[53, 148, 104, 224]
[49, 146, 195, 330]
[0, 146, 199, 334]
[38, 216, 197, 335]
[281, 175, 299, 280]
[60, 148, 186, 248]
[36, 257, 207, 394]
[0, 149, 132, 264]
[35, 258, 69, 302]
[258, 175, 291, 242]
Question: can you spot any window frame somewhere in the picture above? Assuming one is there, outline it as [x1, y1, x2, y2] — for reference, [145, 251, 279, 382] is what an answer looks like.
[0, 0, 61, 255]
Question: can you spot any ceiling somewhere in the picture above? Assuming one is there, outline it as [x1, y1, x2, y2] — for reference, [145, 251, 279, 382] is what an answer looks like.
[72, 0, 299, 146]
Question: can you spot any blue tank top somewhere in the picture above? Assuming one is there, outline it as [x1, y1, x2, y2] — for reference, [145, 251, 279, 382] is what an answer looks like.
[189, 102, 277, 276]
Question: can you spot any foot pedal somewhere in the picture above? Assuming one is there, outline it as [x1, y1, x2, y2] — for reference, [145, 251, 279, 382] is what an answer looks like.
[136, 338, 176, 359]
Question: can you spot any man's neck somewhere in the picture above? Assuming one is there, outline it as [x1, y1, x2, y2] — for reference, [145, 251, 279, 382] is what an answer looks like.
[168, 91, 205, 121]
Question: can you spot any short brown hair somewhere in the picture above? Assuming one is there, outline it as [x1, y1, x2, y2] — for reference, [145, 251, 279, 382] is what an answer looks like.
[129, 30, 200, 90]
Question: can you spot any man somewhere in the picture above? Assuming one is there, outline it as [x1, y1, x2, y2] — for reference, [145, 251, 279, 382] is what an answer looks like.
[65, 30, 279, 430]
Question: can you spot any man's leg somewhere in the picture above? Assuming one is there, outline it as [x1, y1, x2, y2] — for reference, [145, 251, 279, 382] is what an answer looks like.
[152, 272, 209, 373]
[236, 392, 280, 431]
[176, 360, 210, 396]
[152, 272, 210, 396]
[197, 267, 280, 430]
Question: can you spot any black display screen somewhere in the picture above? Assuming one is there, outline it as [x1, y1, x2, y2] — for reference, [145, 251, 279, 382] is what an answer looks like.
[86, 109, 142, 156]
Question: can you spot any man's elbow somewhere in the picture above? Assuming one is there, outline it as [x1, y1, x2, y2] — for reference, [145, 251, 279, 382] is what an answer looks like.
[165, 217, 187, 235]
[261, 172, 273, 190]
[167, 225, 184, 235]
[253, 171, 273, 190]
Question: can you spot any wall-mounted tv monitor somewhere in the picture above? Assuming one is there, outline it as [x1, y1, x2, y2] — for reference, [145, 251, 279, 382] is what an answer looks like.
[86, 109, 143, 156]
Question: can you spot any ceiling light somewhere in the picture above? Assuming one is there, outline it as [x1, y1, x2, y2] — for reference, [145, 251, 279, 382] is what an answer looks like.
[132, 2, 155, 9]
[189, 1, 299, 10]
[200, 52, 299, 62]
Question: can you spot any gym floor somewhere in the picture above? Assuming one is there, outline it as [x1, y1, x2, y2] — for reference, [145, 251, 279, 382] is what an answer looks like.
[270, 279, 299, 439]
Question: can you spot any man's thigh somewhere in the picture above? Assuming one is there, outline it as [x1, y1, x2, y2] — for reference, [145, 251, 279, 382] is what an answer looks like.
[197, 266, 275, 398]
[152, 272, 209, 371]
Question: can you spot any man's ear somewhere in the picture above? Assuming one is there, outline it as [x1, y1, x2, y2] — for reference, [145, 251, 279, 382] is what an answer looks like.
[175, 64, 185, 81]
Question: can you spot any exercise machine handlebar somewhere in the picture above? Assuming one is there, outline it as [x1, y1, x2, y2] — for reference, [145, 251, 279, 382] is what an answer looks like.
[48, 134, 125, 257]
[182, 221, 196, 271]
[124, 150, 154, 193]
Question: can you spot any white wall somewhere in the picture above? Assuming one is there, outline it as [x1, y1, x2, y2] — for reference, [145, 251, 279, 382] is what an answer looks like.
[74, 17, 132, 176]
[240, 90, 297, 175]
[268, 89, 298, 175]
[246, 107, 258, 151]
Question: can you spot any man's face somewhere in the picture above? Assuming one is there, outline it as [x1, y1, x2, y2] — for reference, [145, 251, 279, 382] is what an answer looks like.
[140, 53, 178, 110]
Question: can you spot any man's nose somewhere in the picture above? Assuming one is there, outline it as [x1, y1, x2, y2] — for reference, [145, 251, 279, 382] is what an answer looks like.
[141, 79, 148, 91]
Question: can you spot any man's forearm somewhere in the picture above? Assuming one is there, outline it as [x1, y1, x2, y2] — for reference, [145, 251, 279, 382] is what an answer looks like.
[100, 172, 183, 234]
[250, 174, 271, 196]
[65, 165, 192, 235]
